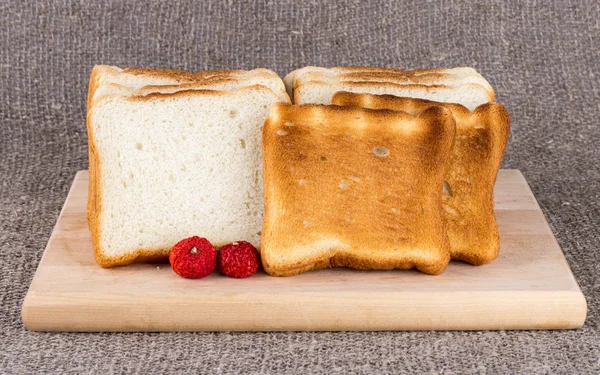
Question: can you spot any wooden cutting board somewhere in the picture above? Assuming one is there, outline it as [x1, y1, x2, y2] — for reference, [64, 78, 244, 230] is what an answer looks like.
[22, 170, 587, 332]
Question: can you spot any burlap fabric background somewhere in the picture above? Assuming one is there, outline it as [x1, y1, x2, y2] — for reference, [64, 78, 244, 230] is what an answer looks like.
[1, 1, 599, 373]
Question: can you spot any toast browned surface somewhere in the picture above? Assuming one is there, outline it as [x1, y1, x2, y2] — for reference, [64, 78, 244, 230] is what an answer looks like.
[333, 92, 510, 265]
[261, 103, 456, 276]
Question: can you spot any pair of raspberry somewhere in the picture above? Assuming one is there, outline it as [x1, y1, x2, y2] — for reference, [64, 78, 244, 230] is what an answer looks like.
[169, 236, 260, 279]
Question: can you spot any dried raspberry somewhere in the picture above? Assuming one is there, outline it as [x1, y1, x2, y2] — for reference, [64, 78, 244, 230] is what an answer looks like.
[169, 236, 216, 279]
[218, 241, 260, 278]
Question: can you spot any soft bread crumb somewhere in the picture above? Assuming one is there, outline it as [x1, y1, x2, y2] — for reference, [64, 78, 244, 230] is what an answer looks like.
[90, 88, 279, 263]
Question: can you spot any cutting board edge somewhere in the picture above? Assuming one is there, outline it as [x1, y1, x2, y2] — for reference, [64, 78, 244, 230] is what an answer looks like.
[22, 289, 587, 332]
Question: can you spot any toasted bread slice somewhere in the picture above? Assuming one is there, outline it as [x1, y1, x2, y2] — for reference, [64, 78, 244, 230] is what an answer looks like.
[333, 92, 510, 265]
[88, 86, 281, 267]
[284, 66, 494, 102]
[261, 103, 455, 276]
[293, 80, 492, 110]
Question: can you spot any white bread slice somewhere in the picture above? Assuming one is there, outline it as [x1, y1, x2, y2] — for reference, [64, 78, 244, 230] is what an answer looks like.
[293, 80, 491, 111]
[88, 86, 280, 267]
[87, 65, 201, 212]
[90, 83, 135, 105]
[86, 67, 290, 234]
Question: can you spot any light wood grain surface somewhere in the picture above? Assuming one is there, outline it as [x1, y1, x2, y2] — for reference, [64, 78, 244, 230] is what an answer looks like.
[21, 170, 587, 331]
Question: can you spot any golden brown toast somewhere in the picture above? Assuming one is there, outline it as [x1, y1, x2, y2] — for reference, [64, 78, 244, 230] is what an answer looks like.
[332, 92, 510, 265]
[261, 103, 456, 276]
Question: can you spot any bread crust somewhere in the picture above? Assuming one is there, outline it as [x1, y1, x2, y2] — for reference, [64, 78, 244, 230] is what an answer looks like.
[285, 66, 494, 101]
[261, 103, 455, 276]
[88, 65, 289, 108]
[332, 92, 510, 265]
[134, 77, 291, 103]
[87, 86, 281, 268]
[294, 80, 494, 108]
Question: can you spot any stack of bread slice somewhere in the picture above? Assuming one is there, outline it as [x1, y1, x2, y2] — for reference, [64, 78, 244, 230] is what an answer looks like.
[88, 66, 289, 108]
[87, 66, 289, 267]
[284, 66, 494, 110]
[332, 92, 510, 265]
[261, 66, 509, 275]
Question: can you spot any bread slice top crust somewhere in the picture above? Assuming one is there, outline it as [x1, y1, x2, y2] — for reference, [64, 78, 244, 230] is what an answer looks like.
[88, 86, 281, 268]
[293, 80, 492, 110]
[89, 76, 290, 106]
[297, 69, 493, 97]
[332, 92, 511, 265]
[133, 76, 290, 103]
[88, 65, 288, 109]
[332, 91, 508, 132]
[284, 66, 494, 101]
[261, 103, 456, 276]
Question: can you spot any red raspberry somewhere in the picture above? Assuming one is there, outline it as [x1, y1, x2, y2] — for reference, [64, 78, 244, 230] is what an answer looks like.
[218, 241, 260, 278]
[169, 236, 216, 279]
